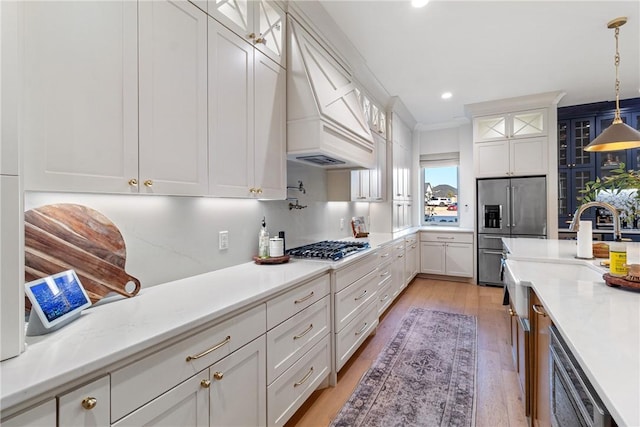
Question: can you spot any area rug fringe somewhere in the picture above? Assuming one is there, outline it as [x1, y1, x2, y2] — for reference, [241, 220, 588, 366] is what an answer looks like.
[330, 308, 477, 427]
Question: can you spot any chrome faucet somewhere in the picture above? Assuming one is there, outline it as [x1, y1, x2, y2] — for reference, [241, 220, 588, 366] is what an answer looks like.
[569, 201, 621, 241]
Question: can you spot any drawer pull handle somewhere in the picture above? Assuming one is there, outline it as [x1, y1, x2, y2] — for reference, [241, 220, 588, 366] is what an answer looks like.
[213, 371, 224, 381]
[294, 291, 314, 304]
[355, 322, 368, 336]
[437, 236, 455, 240]
[381, 294, 390, 302]
[398, 254, 404, 258]
[294, 366, 314, 387]
[200, 379, 211, 388]
[81, 397, 97, 410]
[411, 245, 417, 249]
[354, 290, 368, 301]
[380, 271, 390, 277]
[380, 253, 390, 258]
[532, 304, 547, 317]
[186, 336, 231, 362]
[293, 324, 314, 340]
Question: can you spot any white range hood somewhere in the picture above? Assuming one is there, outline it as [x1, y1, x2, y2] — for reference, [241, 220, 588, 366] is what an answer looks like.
[287, 17, 375, 169]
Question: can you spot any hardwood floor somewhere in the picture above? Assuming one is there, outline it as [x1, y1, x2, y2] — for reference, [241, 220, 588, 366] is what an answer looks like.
[285, 277, 528, 427]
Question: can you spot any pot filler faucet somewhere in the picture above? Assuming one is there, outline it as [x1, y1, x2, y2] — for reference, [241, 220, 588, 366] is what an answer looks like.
[569, 201, 622, 241]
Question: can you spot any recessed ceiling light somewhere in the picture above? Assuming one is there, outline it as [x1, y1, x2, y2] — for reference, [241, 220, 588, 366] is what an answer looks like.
[411, 0, 429, 8]
[441, 92, 453, 100]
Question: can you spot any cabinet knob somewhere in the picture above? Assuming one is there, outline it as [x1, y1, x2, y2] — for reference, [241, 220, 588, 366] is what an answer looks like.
[128, 179, 138, 186]
[254, 37, 267, 45]
[81, 397, 97, 410]
[248, 32, 256, 39]
[256, 188, 263, 195]
[143, 180, 153, 187]
[200, 379, 211, 389]
[508, 308, 516, 317]
[213, 371, 224, 381]
[249, 187, 256, 194]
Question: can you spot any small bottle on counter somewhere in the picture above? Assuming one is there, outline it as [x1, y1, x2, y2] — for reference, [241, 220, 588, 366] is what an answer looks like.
[609, 239, 627, 277]
[258, 217, 269, 259]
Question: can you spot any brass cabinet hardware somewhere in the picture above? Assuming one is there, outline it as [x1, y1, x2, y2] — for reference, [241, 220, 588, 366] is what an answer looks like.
[143, 179, 153, 187]
[213, 371, 224, 381]
[293, 366, 314, 387]
[256, 188, 263, 194]
[249, 187, 256, 194]
[81, 397, 97, 410]
[293, 324, 313, 340]
[200, 379, 211, 388]
[128, 178, 138, 186]
[532, 304, 547, 317]
[254, 37, 266, 45]
[248, 32, 256, 39]
[508, 308, 516, 317]
[355, 322, 368, 336]
[186, 335, 231, 361]
[294, 291, 314, 304]
[354, 290, 367, 301]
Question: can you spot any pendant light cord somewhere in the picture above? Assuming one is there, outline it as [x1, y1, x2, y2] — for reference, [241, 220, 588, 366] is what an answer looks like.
[613, 25, 622, 123]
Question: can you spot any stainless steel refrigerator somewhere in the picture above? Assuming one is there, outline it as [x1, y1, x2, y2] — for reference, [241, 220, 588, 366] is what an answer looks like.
[477, 176, 547, 286]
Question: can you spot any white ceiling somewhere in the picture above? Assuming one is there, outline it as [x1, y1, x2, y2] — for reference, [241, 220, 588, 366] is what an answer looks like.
[317, 0, 640, 128]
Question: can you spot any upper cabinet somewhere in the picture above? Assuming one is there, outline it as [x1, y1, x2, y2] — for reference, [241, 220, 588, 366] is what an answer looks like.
[392, 114, 413, 201]
[473, 109, 548, 178]
[208, 16, 286, 199]
[138, 0, 209, 195]
[22, 0, 208, 195]
[21, 1, 139, 193]
[207, 0, 286, 68]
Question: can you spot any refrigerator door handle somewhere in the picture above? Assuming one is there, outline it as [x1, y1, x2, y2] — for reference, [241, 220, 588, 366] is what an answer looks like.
[505, 186, 511, 228]
[511, 185, 516, 228]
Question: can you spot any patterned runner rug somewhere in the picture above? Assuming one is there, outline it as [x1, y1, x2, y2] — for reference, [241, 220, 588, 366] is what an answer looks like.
[330, 308, 477, 427]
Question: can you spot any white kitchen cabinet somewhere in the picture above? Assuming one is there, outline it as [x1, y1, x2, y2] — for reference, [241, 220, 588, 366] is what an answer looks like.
[58, 376, 110, 427]
[112, 373, 209, 427]
[474, 137, 548, 178]
[1, 399, 56, 427]
[473, 109, 547, 142]
[209, 336, 266, 427]
[21, 1, 138, 193]
[404, 234, 419, 284]
[208, 18, 286, 199]
[390, 239, 406, 298]
[208, 0, 286, 68]
[393, 201, 412, 232]
[138, 0, 208, 195]
[22, 0, 208, 195]
[420, 232, 473, 278]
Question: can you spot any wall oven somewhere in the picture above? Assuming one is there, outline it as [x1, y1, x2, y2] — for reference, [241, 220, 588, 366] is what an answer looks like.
[549, 325, 612, 427]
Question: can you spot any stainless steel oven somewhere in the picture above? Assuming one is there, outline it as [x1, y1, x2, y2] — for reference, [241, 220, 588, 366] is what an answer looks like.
[549, 326, 612, 427]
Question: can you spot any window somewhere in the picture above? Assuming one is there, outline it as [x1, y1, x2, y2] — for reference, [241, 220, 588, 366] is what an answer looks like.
[421, 153, 459, 225]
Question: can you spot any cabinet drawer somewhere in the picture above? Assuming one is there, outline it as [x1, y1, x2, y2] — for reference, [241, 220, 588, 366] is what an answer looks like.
[421, 232, 473, 244]
[267, 335, 330, 427]
[58, 376, 110, 427]
[377, 275, 393, 316]
[377, 258, 392, 284]
[377, 244, 394, 263]
[1, 399, 56, 427]
[267, 274, 329, 330]
[111, 304, 266, 422]
[334, 269, 378, 332]
[404, 234, 417, 247]
[266, 295, 330, 384]
[334, 251, 378, 293]
[335, 300, 378, 371]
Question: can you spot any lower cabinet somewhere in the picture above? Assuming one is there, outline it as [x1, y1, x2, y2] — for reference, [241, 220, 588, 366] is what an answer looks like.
[59, 376, 110, 427]
[530, 290, 552, 427]
[390, 239, 406, 297]
[1, 399, 56, 427]
[404, 234, 419, 284]
[420, 232, 473, 277]
[507, 302, 530, 416]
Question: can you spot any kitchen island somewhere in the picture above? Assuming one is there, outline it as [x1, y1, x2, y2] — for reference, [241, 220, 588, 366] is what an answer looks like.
[503, 237, 640, 427]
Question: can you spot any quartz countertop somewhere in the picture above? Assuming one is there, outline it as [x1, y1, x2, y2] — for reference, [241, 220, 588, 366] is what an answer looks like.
[503, 238, 640, 427]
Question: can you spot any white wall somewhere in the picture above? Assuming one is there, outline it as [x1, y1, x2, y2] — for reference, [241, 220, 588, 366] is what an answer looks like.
[24, 162, 369, 289]
[417, 124, 475, 229]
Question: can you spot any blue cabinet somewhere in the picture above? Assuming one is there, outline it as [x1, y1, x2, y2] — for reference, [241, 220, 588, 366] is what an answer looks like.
[557, 98, 640, 229]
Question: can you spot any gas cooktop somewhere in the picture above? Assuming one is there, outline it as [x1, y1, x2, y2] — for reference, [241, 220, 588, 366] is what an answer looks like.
[286, 240, 370, 261]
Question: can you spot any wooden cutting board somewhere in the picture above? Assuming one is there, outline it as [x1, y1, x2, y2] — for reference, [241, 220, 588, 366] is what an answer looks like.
[25, 204, 141, 306]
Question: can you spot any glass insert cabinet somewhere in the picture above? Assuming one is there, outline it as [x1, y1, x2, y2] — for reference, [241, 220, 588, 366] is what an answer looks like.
[557, 98, 640, 230]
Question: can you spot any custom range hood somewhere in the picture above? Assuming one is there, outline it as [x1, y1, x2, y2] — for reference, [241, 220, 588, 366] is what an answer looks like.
[287, 17, 375, 169]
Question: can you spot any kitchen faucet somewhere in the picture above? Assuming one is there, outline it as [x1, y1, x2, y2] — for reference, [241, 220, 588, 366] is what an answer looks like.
[569, 201, 621, 241]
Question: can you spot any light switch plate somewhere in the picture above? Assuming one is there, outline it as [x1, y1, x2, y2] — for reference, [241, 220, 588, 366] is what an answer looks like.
[219, 231, 229, 250]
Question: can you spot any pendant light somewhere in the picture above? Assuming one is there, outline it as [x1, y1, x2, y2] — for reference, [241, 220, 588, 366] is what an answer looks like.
[584, 17, 640, 152]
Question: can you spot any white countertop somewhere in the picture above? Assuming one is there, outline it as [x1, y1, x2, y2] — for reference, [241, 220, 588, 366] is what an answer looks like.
[0, 259, 330, 413]
[503, 238, 640, 427]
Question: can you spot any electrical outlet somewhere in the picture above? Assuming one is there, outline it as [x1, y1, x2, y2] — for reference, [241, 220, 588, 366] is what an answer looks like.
[340, 218, 344, 230]
[219, 231, 229, 250]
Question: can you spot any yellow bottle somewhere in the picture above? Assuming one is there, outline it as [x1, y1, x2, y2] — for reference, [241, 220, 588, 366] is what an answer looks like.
[609, 240, 627, 277]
